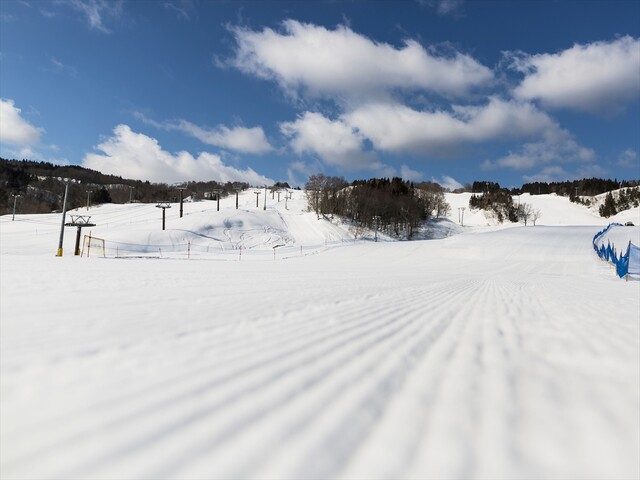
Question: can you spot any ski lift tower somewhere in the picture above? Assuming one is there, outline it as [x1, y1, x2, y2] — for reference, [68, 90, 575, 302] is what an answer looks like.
[156, 202, 171, 230]
[213, 188, 222, 212]
[11, 194, 20, 221]
[65, 215, 96, 256]
[177, 185, 186, 218]
[234, 187, 242, 209]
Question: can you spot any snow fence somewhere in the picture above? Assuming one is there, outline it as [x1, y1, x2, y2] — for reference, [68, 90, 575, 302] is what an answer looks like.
[96, 237, 361, 261]
[593, 223, 640, 279]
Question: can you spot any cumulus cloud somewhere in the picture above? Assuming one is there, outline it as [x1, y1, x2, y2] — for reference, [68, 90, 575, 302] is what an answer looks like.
[83, 124, 272, 185]
[344, 97, 557, 156]
[280, 112, 376, 170]
[134, 112, 273, 154]
[0, 98, 68, 163]
[510, 36, 640, 115]
[0, 98, 43, 146]
[227, 19, 493, 99]
[278, 98, 595, 179]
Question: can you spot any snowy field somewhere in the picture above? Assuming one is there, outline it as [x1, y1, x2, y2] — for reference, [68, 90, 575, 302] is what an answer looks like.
[1, 191, 639, 480]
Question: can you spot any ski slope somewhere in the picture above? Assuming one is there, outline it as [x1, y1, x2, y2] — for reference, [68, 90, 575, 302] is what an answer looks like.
[1, 191, 639, 480]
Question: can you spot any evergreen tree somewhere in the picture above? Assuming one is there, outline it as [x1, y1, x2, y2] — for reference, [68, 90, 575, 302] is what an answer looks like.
[599, 192, 617, 218]
[93, 187, 112, 205]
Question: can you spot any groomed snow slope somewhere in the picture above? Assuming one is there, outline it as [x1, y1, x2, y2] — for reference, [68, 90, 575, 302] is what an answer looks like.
[1, 192, 639, 480]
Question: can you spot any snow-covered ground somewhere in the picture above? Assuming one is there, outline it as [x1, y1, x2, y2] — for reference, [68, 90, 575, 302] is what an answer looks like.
[1, 191, 639, 480]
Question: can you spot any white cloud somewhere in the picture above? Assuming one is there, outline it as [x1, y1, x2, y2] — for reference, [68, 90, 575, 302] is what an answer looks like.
[511, 36, 640, 115]
[134, 112, 273, 154]
[400, 164, 423, 181]
[280, 112, 376, 170]
[344, 97, 557, 156]
[0, 98, 43, 146]
[0, 99, 68, 163]
[482, 129, 595, 171]
[57, 0, 123, 33]
[278, 98, 595, 178]
[166, 120, 273, 154]
[617, 148, 638, 169]
[83, 124, 272, 185]
[435, 175, 463, 191]
[228, 19, 492, 99]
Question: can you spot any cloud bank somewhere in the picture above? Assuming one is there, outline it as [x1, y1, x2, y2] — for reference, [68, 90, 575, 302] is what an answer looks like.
[83, 125, 272, 185]
[228, 19, 493, 99]
[344, 97, 556, 156]
[280, 112, 375, 170]
[511, 36, 640, 115]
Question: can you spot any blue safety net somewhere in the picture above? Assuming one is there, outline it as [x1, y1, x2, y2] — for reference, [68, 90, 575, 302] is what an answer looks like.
[629, 243, 640, 276]
[593, 223, 638, 279]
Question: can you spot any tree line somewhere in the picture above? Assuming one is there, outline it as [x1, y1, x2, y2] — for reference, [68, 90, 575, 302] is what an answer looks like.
[512, 178, 639, 198]
[0, 158, 251, 215]
[304, 174, 450, 239]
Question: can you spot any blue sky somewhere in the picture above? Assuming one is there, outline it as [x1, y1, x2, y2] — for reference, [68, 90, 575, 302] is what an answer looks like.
[1, 0, 639, 189]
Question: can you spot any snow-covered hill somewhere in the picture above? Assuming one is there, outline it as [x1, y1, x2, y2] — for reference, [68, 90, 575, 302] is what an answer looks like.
[3, 189, 637, 258]
[1, 190, 639, 480]
[445, 191, 639, 227]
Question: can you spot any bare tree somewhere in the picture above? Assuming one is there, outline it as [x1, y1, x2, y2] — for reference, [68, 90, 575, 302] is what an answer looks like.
[518, 202, 534, 226]
[304, 174, 324, 219]
[531, 208, 542, 226]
